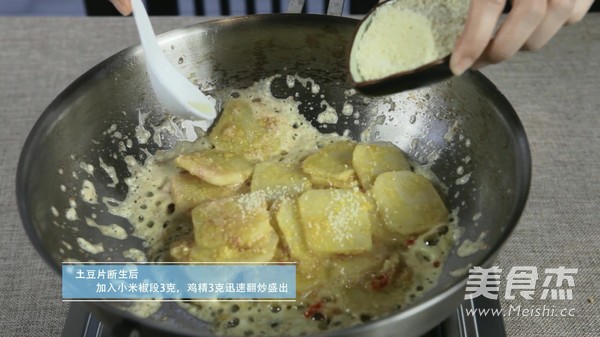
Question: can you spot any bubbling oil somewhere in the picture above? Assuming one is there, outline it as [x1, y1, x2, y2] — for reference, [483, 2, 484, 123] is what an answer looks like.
[72, 76, 459, 336]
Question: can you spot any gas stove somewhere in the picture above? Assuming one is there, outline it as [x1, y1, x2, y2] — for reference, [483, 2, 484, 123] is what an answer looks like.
[62, 296, 506, 337]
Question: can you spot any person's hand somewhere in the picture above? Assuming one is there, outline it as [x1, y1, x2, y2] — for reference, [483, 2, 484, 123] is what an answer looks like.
[110, 0, 132, 16]
[450, 0, 595, 75]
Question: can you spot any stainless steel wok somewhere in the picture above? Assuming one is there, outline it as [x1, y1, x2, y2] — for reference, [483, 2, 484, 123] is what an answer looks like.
[16, 13, 531, 337]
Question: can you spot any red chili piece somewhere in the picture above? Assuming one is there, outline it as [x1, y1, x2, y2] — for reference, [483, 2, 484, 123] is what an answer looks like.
[405, 236, 416, 247]
[304, 301, 322, 318]
[370, 273, 390, 290]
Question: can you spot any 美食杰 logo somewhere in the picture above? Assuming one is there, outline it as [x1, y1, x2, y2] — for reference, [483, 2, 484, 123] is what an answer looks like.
[463, 266, 579, 318]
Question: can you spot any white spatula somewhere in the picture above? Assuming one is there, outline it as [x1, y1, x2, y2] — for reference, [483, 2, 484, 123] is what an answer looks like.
[131, 0, 216, 129]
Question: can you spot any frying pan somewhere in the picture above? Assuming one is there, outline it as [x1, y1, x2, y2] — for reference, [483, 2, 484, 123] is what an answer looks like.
[16, 12, 530, 337]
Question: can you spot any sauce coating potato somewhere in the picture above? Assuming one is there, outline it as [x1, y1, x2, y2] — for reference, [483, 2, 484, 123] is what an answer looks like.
[209, 99, 285, 161]
[297, 189, 373, 254]
[352, 142, 411, 190]
[175, 150, 253, 186]
[170, 173, 245, 212]
[161, 95, 454, 336]
[301, 141, 358, 188]
[251, 162, 311, 200]
[373, 171, 448, 235]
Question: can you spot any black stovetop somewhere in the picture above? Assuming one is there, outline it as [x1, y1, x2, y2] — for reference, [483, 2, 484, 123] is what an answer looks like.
[63, 296, 505, 337]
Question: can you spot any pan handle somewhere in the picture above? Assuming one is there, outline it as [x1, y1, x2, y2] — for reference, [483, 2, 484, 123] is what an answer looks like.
[286, 0, 345, 16]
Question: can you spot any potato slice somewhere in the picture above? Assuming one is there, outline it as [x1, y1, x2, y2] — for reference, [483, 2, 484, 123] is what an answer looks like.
[373, 171, 448, 235]
[252, 162, 311, 200]
[329, 250, 387, 286]
[275, 199, 329, 295]
[208, 99, 284, 161]
[170, 173, 244, 212]
[188, 231, 279, 262]
[169, 237, 194, 262]
[296, 258, 329, 296]
[191, 193, 274, 250]
[301, 141, 358, 188]
[275, 199, 311, 260]
[297, 189, 372, 254]
[364, 190, 401, 243]
[175, 150, 253, 186]
[352, 142, 410, 190]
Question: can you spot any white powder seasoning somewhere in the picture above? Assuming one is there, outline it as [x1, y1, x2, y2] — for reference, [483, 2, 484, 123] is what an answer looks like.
[350, 0, 468, 82]
[351, 8, 438, 81]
